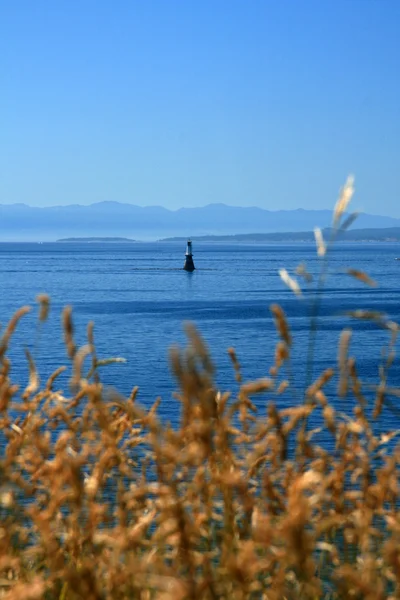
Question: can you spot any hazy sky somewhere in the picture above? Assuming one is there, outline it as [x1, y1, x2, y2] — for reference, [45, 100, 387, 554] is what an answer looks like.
[1, 1, 399, 214]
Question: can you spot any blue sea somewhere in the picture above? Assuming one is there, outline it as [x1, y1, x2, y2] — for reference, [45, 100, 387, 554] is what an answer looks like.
[0, 241, 399, 435]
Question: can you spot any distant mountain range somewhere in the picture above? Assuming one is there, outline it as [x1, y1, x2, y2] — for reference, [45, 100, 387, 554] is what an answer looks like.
[1, 201, 400, 241]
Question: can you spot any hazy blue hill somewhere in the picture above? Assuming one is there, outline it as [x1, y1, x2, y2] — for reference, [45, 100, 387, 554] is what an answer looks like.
[1, 202, 399, 241]
[161, 227, 400, 243]
[57, 237, 137, 243]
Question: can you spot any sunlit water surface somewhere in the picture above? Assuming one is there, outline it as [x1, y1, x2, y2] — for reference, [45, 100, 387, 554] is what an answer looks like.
[0, 241, 399, 443]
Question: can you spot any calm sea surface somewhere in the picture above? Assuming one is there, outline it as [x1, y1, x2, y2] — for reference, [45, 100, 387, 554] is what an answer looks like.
[0, 241, 399, 435]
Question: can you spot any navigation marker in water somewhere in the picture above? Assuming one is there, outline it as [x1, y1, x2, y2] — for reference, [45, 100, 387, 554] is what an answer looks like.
[183, 239, 195, 272]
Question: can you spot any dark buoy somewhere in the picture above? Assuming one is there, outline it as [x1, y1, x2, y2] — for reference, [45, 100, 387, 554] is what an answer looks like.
[183, 239, 195, 272]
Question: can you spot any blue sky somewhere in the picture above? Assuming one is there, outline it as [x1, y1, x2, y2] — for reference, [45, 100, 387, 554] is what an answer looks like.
[1, 1, 399, 214]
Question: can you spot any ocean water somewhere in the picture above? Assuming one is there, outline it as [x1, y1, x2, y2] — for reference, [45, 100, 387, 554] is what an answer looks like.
[0, 241, 399, 435]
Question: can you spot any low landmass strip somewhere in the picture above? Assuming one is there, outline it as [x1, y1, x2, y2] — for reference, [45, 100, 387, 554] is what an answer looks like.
[160, 227, 400, 243]
[57, 237, 137, 243]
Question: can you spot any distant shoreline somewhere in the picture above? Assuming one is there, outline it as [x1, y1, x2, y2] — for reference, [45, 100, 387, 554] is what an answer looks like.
[56, 237, 137, 243]
[159, 237, 400, 243]
[159, 227, 400, 243]
[1, 228, 400, 244]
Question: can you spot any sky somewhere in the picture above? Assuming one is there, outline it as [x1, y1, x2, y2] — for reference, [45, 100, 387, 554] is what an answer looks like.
[0, 1, 399, 215]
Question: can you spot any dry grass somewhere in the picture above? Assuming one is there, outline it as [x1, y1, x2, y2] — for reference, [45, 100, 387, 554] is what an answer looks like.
[1, 178, 400, 599]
